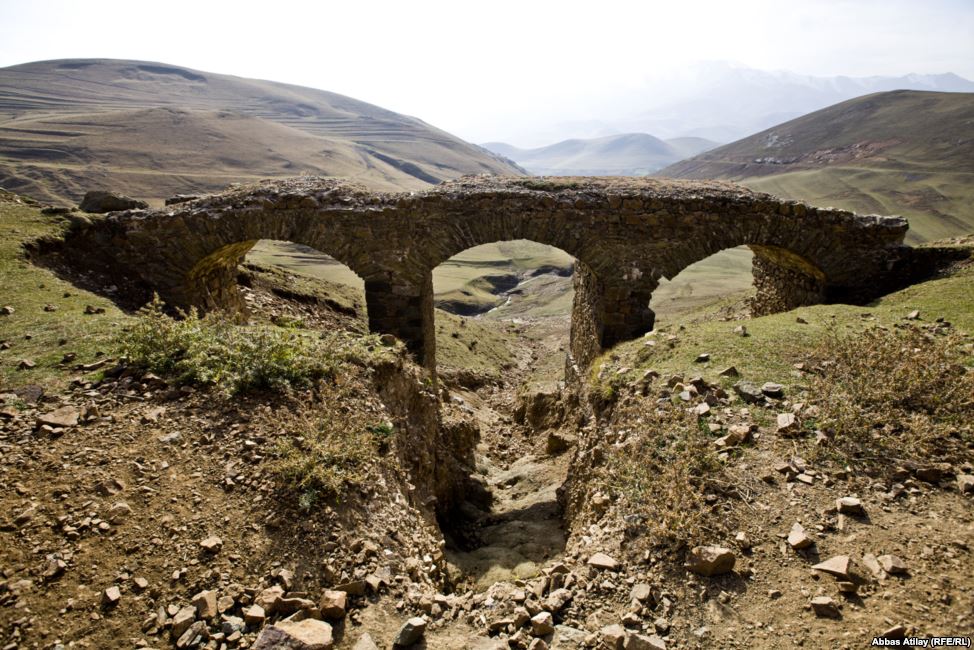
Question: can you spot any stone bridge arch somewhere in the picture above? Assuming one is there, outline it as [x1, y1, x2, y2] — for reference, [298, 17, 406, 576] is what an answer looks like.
[59, 176, 911, 374]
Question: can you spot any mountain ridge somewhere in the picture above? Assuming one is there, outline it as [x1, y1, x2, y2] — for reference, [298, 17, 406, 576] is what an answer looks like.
[482, 133, 719, 176]
[0, 58, 523, 204]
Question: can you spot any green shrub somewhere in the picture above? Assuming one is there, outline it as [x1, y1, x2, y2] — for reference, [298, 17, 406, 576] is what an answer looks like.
[809, 325, 974, 469]
[120, 296, 338, 394]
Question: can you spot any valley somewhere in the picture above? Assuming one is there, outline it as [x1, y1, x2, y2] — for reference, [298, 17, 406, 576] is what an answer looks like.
[0, 14, 973, 647]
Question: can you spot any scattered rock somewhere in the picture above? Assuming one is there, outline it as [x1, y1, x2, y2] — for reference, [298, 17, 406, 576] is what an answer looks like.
[530, 612, 555, 637]
[102, 586, 121, 607]
[587, 552, 620, 571]
[601, 624, 626, 649]
[393, 616, 427, 646]
[879, 625, 907, 640]
[318, 590, 347, 620]
[352, 633, 380, 650]
[36, 406, 80, 428]
[733, 381, 764, 404]
[812, 555, 851, 580]
[244, 604, 266, 626]
[107, 501, 132, 523]
[626, 634, 667, 650]
[686, 546, 736, 576]
[200, 535, 223, 553]
[877, 554, 908, 575]
[905, 310, 920, 320]
[253, 619, 334, 650]
[94, 478, 125, 496]
[171, 606, 197, 639]
[958, 474, 974, 494]
[761, 382, 784, 398]
[787, 522, 813, 550]
[193, 589, 218, 619]
[718, 366, 739, 377]
[695, 353, 710, 363]
[862, 553, 885, 578]
[776, 412, 799, 435]
[836, 496, 865, 515]
[0, 305, 14, 315]
[631, 583, 654, 603]
[810, 596, 840, 618]
[176, 621, 209, 649]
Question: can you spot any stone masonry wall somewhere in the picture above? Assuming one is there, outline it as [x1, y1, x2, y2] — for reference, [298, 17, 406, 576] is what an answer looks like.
[54, 175, 911, 372]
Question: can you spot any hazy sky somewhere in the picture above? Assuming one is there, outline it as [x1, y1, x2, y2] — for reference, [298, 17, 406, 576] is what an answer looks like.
[1, 0, 972, 144]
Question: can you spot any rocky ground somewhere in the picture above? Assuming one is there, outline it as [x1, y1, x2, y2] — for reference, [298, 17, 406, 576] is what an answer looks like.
[2, 190, 973, 649]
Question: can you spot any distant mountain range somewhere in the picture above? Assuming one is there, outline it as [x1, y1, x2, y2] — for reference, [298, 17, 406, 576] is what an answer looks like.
[489, 62, 974, 146]
[482, 133, 718, 176]
[661, 90, 974, 242]
[0, 59, 522, 204]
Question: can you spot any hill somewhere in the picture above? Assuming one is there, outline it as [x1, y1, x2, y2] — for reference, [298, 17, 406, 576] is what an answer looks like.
[482, 133, 719, 176]
[0, 58, 522, 204]
[490, 62, 974, 145]
[660, 90, 974, 242]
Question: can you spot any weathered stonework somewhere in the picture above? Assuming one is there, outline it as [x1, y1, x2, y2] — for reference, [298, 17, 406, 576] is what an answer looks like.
[56, 175, 913, 371]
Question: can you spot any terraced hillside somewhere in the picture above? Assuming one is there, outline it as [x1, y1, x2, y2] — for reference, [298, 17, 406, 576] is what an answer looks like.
[0, 58, 522, 203]
[661, 90, 974, 242]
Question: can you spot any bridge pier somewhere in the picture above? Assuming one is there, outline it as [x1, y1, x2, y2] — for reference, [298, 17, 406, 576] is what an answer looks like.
[365, 274, 436, 369]
[601, 284, 657, 348]
[749, 245, 827, 316]
[182, 240, 258, 317]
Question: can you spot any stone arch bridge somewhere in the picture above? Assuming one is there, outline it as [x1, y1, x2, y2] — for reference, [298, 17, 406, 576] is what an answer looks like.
[58, 176, 915, 372]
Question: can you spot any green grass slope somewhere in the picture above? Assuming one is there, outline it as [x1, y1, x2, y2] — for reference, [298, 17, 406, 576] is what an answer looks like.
[660, 90, 974, 242]
[0, 59, 522, 204]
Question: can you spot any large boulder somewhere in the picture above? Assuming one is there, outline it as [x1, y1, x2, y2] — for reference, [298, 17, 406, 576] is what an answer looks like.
[78, 191, 148, 213]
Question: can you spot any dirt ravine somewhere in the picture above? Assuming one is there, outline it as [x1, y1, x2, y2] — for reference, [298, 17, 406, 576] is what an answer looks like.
[441, 314, 574, 591]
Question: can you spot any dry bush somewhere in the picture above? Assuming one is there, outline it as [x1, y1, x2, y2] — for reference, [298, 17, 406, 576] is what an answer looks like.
[809, 325, 974, 470]
[267, 380, 395, 507]
[604, 402, 728, 550]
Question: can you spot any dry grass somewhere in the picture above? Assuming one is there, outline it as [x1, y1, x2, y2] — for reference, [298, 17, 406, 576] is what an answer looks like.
[268, 384, 392, 507]
[807, 324, 974, 470]
[604, 402, 730, 551]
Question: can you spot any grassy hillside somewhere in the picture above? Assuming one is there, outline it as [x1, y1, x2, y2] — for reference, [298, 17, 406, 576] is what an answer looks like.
[483, 133, 719, 176]
[660, 90, 974, 242]
[0, 58, 521, 204]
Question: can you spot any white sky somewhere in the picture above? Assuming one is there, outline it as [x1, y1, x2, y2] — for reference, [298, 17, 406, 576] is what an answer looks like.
[1, 0, 972, 144]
